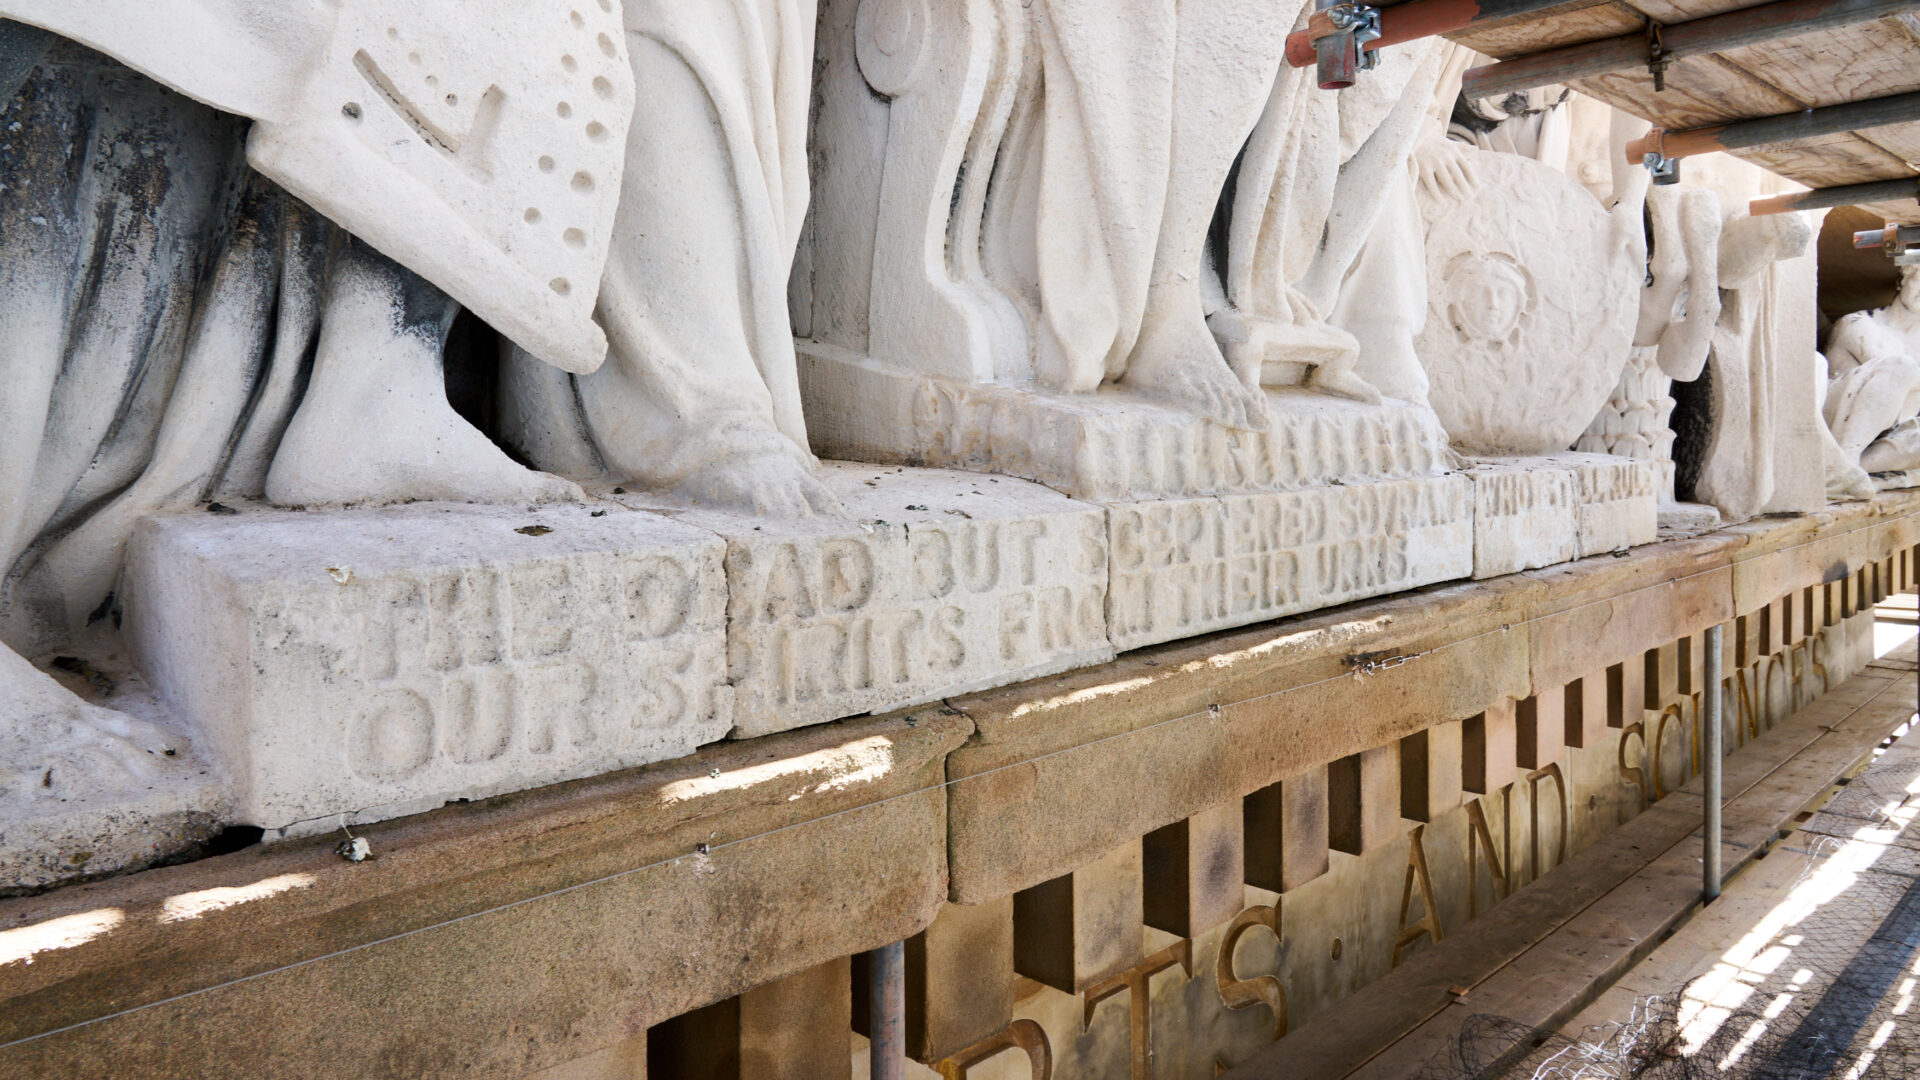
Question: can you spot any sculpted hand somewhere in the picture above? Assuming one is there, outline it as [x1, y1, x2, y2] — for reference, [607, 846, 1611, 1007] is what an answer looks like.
[1414, 138, 1475, 205]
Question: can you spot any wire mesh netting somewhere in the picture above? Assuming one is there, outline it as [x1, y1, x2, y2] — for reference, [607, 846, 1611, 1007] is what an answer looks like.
[1418, 741, 1920, 1080]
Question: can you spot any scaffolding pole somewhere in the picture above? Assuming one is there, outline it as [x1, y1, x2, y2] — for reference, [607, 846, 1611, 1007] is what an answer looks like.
[1704, 623, 1724, 902]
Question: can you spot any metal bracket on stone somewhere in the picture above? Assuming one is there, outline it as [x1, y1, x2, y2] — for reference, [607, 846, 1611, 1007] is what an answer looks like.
[1308, 1, 1384, 90]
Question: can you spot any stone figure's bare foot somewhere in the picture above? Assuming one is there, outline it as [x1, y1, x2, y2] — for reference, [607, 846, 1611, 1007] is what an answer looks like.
[1126, 312, 1270, 431]
[1308, 363, 1385, 405]
[0, 648, 175, 804]
[267, 378, 583, 507]
[266, 242, 584, 507]
[670, 444, 844, 518]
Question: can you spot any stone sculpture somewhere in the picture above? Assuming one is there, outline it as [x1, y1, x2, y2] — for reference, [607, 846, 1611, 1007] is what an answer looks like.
[0, 10, 636, 882]
[979, 0, 1290, 429]
[1674, 210, 1812, 520]
[1414, 134, 1646, 455]
[0, 0, 845, 880]
[500, 0, 843, 517]
[0, 3, 1684, 892]
[1823, 265, 1920, 482]
[1214, 35, 1448, 407]
[1574, 118, 1827, 522]
[797, 0, 1475, 498]
[1576, 182, 1724, 507]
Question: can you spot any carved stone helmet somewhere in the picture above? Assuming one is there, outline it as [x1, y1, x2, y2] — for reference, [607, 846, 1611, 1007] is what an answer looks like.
[0, 0, 635, 374]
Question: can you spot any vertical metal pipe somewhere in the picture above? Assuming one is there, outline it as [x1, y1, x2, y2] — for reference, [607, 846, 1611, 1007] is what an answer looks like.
[868, 940, 905, 1080]
[1704, 624, 1724, 901]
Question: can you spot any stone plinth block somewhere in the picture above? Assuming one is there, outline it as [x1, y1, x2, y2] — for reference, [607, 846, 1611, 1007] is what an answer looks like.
[628, 463, 1110, 738]
[1328, 744, 1399, 855]
[1401, 720, 1464, 822]
[1525, 531, 1736, 694]
[798, 342, 1456, 502]
[1013, 840, 1143, 993]
[1105, 475, 1475, 651]
[647, 957, 851, 1080]
[1570, 454, 1658, 556]
[0, 710, 966, 1080]
[904, 899, 1016, 1064]
[1465, 458, 1577, 579]
[1244, 767, 1330, 893]
[1142, 801, 1245, 937]
[1464, 700, 1519, 794]
[123, 504, 730, 833]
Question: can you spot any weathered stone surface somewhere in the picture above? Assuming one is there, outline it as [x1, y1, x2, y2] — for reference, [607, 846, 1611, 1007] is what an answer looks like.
[1463, 454, 1657, 577]
[1105, 474, 1475, 651]
[946, 575, 1532, 902]
[628, 463, 1110, 738]
[1608, 658, 1645, 729]
[0, 660, 232, 893]
[942, 494, 1920, 903]
[1143, 801, 1245, 937]
[1516, 692, 1564, 770]
[1465, 458, 1577, 579]
[741, 958, 853, 1080]
[1563, 674, 1607, 749]
[798, 346, 1456, 503]
[1417, 152, 1642, 456]
[0, 710, 966, 1080]
[1525, 533, 1737, 694]
[9, 501, 1920, 1080]
[1013, 840, 1143, 994]
[1647, 639, 1683, 707]
[1571, 454, 1659, 557]
[521, 1033, 646, 1080]
[1725, 499, 1920, 615]
[123, 504, 731, 834]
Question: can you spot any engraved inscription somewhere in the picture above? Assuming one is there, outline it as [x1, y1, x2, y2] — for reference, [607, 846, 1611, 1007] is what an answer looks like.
[1475, 469, 1570, 517]
[725, 512, 1111, 732]
[1106, 478, 1473, 649]
[267, 549, 724, 782]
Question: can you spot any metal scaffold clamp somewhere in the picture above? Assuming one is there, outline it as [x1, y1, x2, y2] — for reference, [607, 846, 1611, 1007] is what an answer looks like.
[1309, 1, 1383, 90]
[1855, 221, 1920, 265]
[1637, 128, 1682, 185]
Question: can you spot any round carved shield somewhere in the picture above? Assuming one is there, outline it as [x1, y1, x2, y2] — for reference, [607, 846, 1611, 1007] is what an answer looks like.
[1415, 151, 1638, 455]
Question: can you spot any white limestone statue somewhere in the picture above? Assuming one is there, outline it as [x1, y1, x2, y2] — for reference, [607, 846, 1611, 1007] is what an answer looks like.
[0, 0, 635, 375]
[1573, 116, 1828, 521]
[1412, 114, 1647, 454]
[499, 0, 842, 517]
[1824, 265, 1920, 480]
[0, 40, 592, 870]
[0, 0, 835, 879]
[1814, 351, 1878, 501]
[1213, 30, 1449, 407]
[1577, 183, 1722, 505]
[795, 0, 1468, 503]
[802, 0, 1307, 429]
[1679, 210, 1812, 519]
[982, 0, 1293, 428]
